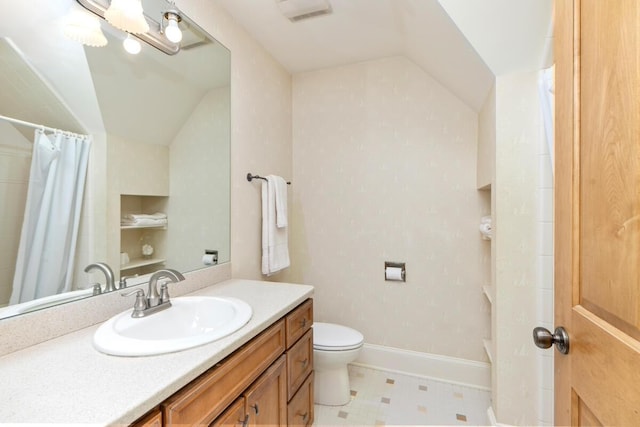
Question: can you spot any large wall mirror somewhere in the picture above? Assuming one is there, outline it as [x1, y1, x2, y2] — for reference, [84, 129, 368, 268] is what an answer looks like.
[0, 0, 230, 318]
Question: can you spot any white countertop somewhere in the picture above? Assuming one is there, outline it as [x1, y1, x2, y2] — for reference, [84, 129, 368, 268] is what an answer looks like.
[0, 279, 313, 425]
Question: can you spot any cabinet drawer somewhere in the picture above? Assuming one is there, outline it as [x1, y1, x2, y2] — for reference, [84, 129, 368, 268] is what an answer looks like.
[286, 329, 313, 401]
[162, 320, 286, 426]
[287, 372, 314, 427]
[285, 299, 313, 348]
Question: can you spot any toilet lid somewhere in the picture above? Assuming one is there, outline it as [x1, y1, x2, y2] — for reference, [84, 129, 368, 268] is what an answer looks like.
[313, 322, 364, 351]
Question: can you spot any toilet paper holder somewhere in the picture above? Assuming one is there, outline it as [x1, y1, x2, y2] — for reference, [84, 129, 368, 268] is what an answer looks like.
[384, 262, 406, 282]
[203, 249, 218, 266]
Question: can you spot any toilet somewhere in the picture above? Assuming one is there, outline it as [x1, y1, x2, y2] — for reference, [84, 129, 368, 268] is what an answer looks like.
[313, 322, 364, 406]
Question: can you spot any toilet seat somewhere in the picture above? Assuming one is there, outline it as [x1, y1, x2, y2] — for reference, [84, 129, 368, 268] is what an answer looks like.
[313, 322, 364, 351]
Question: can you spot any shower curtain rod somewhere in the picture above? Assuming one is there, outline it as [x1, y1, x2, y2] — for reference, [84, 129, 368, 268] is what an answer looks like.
[0, 114, 87, 139]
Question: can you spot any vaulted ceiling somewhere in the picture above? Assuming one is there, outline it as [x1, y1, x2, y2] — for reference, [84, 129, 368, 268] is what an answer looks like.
[215, 0, 553, 111]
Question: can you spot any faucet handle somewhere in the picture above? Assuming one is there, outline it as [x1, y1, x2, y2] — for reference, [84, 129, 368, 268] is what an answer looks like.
[92, 283, 102, 296]
[119, 274, 138, 289]
[122, 289, 147, 318]
[160, 283, 170, 304]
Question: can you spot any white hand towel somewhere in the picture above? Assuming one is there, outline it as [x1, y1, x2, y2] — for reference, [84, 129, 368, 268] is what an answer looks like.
[262, 176, 290, 275]
[270, 175, 288, 228]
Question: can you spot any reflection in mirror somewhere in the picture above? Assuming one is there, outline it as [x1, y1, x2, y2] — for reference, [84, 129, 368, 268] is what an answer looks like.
[0, 0, 230, 319]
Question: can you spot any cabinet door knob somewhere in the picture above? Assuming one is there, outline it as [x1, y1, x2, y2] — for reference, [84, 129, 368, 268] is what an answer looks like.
[298, 358, 308, 368]
[300, 317, 307, 328]
[299, 411, 309, 423]
[251, 403, 259, 415]
[240, 414, 249, 427]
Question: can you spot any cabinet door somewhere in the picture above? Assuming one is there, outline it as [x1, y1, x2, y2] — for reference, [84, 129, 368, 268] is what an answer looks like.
[211, 398, 247, 427]
[287, 372, 314, 427]
[131, 408, 162, 427]
[244, 355, 287, 427]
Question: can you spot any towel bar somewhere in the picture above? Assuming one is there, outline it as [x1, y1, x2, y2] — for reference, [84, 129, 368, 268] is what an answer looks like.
[247, 173, 291, 185]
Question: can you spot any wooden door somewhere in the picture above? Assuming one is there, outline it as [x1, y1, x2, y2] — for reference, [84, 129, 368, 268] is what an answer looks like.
[555, 0, 640, 424]
[244, 355, 287, 427]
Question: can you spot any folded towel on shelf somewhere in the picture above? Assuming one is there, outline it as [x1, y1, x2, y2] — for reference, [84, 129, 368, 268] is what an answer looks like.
[262, 176, 290, 275]
[121, 212, 167, 226]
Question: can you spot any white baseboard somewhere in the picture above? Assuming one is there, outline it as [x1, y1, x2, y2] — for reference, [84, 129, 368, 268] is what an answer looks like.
[352, 343, 491, 390]
[487, 406, 515, 426]
[487, 406, 497, 425]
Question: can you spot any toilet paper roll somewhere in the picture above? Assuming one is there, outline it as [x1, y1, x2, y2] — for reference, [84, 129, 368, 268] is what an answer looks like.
[202, 254, 217, 266]
[385, 266, 404, 281]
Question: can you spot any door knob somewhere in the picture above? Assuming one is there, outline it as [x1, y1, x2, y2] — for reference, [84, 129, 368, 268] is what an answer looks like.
[533, 326, 570, 354]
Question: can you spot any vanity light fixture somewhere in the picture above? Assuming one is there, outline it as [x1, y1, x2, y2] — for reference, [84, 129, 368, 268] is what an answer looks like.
[104, 0, 149, 34]
[123, 33, 142, 54]
[74, 0, 181, 55]
[62, 2, 108, 47]
[161, 6, 183, 43]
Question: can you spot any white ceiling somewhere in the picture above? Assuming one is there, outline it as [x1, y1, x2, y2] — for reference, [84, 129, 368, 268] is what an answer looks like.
[214, 0, 553, 111]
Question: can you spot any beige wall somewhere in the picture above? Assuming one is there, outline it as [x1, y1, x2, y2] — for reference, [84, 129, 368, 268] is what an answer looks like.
[178, 1, 292, 281]
[493, 72, 541, 425]
[287, 56, 490, 361]
[106, 136, 170, 279]
[477, 83, 496, 189]
[167, 87, 231, 270]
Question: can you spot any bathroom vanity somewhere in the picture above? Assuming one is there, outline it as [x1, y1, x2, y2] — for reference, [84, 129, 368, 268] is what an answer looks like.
[0, 279, 313, 425]
[134, 299, 314, 426]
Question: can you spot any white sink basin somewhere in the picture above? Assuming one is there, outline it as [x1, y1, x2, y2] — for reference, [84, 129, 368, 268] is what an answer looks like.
[93, 296, 252, 356]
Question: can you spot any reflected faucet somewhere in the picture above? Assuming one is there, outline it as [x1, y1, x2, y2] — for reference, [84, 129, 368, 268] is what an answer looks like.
[84, 262, 116, 293]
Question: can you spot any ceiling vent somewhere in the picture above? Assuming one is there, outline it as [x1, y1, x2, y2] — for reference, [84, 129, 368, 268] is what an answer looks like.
[277, 0, 332, 22]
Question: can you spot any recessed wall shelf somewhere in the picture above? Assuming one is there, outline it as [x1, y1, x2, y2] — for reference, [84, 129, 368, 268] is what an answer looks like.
[120, 257, 166, 271]
[121, 224, 167, 230]
[119, 194, 169, 276]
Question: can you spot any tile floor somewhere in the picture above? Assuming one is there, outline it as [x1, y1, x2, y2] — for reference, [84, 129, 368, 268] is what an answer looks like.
[313, 365, 491, 426]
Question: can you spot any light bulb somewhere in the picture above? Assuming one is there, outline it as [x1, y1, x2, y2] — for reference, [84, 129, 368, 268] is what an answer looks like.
[123, 34, 141, 54]
[164, 15, 182, 43]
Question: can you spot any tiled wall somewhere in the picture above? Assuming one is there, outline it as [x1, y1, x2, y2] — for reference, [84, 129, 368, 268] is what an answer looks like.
[0, 122, 31, 307]
[287, 56, 490, 362]
[493, 71, 543, 425]
[537, 84, 554, 427]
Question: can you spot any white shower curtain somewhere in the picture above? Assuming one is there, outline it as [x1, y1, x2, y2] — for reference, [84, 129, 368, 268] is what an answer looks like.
[10, 130, 92, 304]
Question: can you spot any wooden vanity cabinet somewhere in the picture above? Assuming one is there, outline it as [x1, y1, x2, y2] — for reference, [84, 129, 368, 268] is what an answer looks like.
[211, 356, 287, 427]
[135, 299, 313, 427]
[284, 299, 314, 426]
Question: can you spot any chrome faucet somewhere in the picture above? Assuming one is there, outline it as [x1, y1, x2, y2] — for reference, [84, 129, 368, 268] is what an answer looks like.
[84, 262, 116, 293]
[122, 268, 185, 318]
[147, 269, 185, 307]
